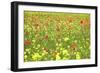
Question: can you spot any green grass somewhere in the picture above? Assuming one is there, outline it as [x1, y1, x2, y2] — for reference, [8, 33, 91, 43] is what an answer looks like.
[24, 11, 90, 62]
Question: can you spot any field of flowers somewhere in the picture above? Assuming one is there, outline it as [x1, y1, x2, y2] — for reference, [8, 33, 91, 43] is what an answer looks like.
[24, 11, 90, 62]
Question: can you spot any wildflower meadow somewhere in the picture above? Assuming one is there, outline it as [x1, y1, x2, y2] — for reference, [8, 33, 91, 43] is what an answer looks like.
[24, 11, 90, 62]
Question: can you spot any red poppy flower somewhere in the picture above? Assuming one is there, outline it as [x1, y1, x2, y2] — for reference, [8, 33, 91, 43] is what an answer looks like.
[24, 31, 29, 35]
[80, 20, 83, 24]
[44, 35, 49, 40]
[70, 42, 77, 50]
[80, 18, 90, 26]
[24, 40, 31, 46]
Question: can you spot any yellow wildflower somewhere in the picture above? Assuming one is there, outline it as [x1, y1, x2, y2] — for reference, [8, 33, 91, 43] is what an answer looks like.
[25, 48, 30, 52]
[56, 53, 61, 60]
[37, 44, 40, 48]
[62, 50, 69, 55]
[64, 37, 69, 42]
[56, 43, 58, 46]
[60, 47, 64, 51]
[24, 55, 27, 59]
[32, 53, 41, 60]
[76, 52, 81, 59]
[32, 39, 35, 43]
[59, 43, 62, 46]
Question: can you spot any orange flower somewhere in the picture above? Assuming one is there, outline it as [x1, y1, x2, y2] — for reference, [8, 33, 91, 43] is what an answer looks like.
[69, 19, 72, 23]
[80, 18, 90, 26]
[67, 17, 74, 23]
[24, 40, 31, 46]
[24, 31, 29, 35]
[70, 42, 77, 50]
[80, 20, 83, 24]
[44, 35, 49, 40]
